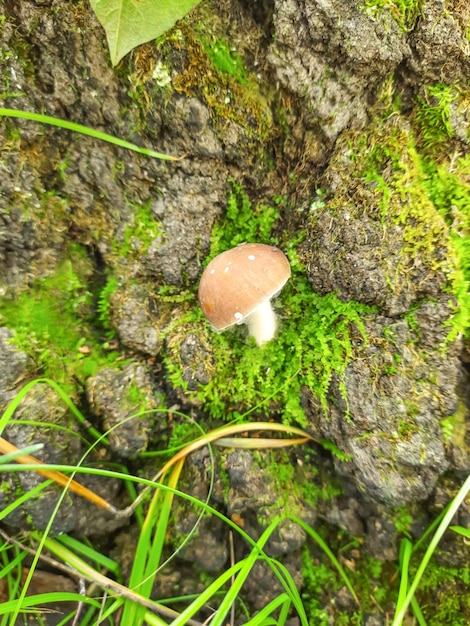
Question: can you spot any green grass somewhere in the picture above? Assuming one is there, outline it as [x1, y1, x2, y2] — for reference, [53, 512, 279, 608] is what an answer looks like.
[0, 108, 179, 160]
[0, 381, 347, 625]
[0, 381, 469, 625]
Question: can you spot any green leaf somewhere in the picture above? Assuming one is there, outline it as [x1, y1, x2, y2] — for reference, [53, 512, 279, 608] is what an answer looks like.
[450, 525, 470, 539]
[89, 0, 202, 66]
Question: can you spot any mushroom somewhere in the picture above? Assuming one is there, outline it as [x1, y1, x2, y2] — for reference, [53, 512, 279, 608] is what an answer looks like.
[198, 242, 291, 345]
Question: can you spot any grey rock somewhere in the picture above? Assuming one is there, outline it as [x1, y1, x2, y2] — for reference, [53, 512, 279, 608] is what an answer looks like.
[225, 450, 313, 555]
[0, 328, 29, 408]
[307, 313, 459, 505]
[268, 0, 408, 142]
[86, 362, 164, 458]
[110, 283, 162, 356]
[404, 0, 470, 85]
[177, 333, 214, 390]
[149, 170, 224, 286]
[242, 556, 303, 613]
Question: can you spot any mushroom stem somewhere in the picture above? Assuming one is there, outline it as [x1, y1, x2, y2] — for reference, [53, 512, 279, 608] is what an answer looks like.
[245, 298, 277, 346]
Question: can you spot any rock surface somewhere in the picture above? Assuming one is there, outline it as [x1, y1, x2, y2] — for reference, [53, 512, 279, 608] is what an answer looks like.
[0, 0, 469, 621]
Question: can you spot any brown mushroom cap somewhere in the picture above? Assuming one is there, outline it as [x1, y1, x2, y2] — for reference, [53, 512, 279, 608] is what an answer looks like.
[198, 243, 291, 330]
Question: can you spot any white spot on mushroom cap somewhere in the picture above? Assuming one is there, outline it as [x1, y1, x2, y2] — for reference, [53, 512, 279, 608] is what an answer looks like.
[248, 254, 256, 260]
[234, 312, 243, 320]
[210, 269, 215, 274]
[224, 266, 230, 272]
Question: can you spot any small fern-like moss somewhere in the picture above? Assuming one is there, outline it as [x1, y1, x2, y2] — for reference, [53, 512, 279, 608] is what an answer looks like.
[164, 184, 371, 425]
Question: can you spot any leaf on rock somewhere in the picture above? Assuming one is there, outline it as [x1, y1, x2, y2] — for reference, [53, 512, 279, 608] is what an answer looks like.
[90, 0, 201, 66]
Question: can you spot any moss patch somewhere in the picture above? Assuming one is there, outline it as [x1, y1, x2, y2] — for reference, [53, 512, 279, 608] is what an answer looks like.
[111, 199, 163, 259]
[0, 244, 122, 393]
[155, 20, 273, 146]
[413, 84, 470, 339]
[164, 184, 371, 425]
[323, 82, 469, 341]
[362, 0, 424, 31]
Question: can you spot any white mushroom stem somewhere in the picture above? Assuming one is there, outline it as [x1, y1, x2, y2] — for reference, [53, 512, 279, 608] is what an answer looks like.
[244, 298, 277, 346]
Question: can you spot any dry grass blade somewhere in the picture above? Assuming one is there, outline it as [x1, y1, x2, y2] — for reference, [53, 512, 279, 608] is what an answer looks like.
[1, 422, 315, 516]
[124, 422, 316, 516]
[214, 436, 310, 448]
[41, 535, 202, 625]
[161, 421, 315, 470]
[0, 436, 116, 513]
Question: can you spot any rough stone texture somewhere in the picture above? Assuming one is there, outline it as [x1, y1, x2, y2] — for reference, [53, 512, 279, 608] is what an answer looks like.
[225, 449, 314, 555]
[0, 2, 227, 295]
[306, 312, 460, 505]
[299, 106, 465, 505]
[166, 330, 216, 391]
[0, 153, 70, 295]
[303, 120, 453, 317]
[0, 1, 126, 293]
[86, 362, 164, 458]
[110, 283, 163, 356]
[268, 0, 470, 145]
[149, 165, 225, 286]
[403, 0, 470, 85]
[305, 210, 406, 312]
[0, 328, 29, 408]
[176, 516, 228, 573]
[167, 447, 315, 587]
[268, 0, 408, 142]
[242, 555, 303, 613]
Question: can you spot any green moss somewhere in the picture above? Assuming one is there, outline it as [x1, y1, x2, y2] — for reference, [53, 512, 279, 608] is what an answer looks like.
[111, 200, 163, 259]
[124, 381, 148, 406]
[416, 84, 456, 152]
[193, 282, 368, 425]
[338, 88, 470, 342]
[156, 21, 273, 144]
[417, 159, 470, 339]
[301, 548, 337, 625]
[390, 506, 413, 537]
[362, 0, 424, 31]
[301, 545, 470, 625]
[210, 180, 280, 251]
[0, 244, 121, 393]
[263, 449, 343, 511]
[164, 186, 371, 425]
[412, 86, 470, 338]
[203, 38, 247, 84]
[97, 275, 118, 339]
[362, 125, 450, 260]
[416, 561, 470, 625]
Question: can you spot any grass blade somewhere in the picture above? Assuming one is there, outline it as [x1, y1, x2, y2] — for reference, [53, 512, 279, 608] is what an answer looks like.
[121, 459, 184, 625]
[0, 437, 115, 512]
[0, 108, 180, 161]
[391, 473, 470, 626]
[291, 515, 359, 605]
[243, 593, 291, 625]
[396, 539, 412, 611]
[0, 592, 102, 614]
